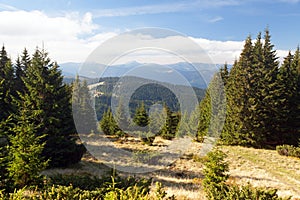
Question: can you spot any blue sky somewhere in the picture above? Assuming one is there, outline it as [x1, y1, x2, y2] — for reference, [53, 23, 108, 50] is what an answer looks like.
[0, 0, 300, 64]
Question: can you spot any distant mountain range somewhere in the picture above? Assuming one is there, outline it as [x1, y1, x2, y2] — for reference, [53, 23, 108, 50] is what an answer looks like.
[59, 61, 230, 88]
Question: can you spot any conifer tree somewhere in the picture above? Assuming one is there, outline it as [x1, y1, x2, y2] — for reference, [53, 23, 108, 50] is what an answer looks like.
[0, 80, 9, 189]
[15, 48, 30, 93]
[99, 108, 118, 135]
[197, 90, 211, 142]
[7, 100, 48, 188]
[0, 46, 15, 119]
[114, 98, 129, 135]
[148, 105, 166, 137]
[20, 48, 85, 167]
[160, 106, 179, 140]
[222, 36, 255, 145]
[72, 77, 98, 134]
[291, 47, 300, 143]
[133, 101, 149, 128]
[276, 48, 300, 144]
[257, 29, 280, 145]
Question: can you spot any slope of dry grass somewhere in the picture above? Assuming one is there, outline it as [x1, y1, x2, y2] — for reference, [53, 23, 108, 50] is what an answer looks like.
[43, 136, 300, 200]
[222, 145, 300, 199]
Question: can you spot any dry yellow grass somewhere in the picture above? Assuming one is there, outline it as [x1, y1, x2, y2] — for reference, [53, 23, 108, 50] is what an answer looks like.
[43, 135, 300, 199]
[222, 145, 300, 199]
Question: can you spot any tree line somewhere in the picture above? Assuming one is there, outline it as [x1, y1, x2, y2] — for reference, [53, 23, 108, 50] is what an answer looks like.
[0, 47, 85, 190]
[198, 29, 300, 147]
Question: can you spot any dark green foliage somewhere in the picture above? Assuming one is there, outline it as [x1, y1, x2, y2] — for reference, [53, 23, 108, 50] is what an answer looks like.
[113, 98, 129, 135]
[72, 76, 98, 134]
[19, 49, 85, 168]
[276, 145, 300, 158]
[0, 172, 155, 200]
[160, 106, 180, 140]
[100, 108, 118, 135]
[197, 90, 211, 142]
[275, 48, 300, 145]
[0, 46, 15, 120]
[203, 149, 229, 199]
[14, 48, 31, 94]
[225, 184, 290, 200]
[133, 102, 149, 128]
[197, 70, 226, 142]
[42, 137, 85, 168]
[220, 29, 300, 147]
[7, 102, 48, 188]
[94, 77, 205, 120]
[0, 119, 10, 190]
[139, 132, 155, 145]
[129, 83, 181, 113]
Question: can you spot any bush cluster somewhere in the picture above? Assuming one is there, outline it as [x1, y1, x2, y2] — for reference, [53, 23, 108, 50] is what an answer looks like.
[276, 145, 300, 158]
[0, 171, 170, 200]
[202, 149, 292, 200]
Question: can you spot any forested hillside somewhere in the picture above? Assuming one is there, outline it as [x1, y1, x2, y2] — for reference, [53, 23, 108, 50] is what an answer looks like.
[94, 76, 205, 120]
[199, 29, 300, 148]
[0, 47, 85, 190]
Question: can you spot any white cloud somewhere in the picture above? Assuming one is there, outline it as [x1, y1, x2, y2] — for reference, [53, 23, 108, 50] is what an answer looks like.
[0, 10, 114, 63]
[92, 0, 240, 18]
[208, 16, 224, 23]
[0, 10, 289, 65]
[93, 3, 190, 17]
[190, 37, 244, 63]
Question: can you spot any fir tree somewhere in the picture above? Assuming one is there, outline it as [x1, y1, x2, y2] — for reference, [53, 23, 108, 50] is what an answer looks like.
[160, 106, 179, 140]
[72, 77, 98, 134]
[99, 108, 118, 135]
[202, 149, 229, 199]
[279, 47, 300, 144]
[114, 97, 129, 135]
[20, 48, 85, 168]
[148, 105, 166, 137]
[222, 36, 255, 145]
[14, 48, 30, 93]
[133, 102, 149, 128]
[291, 47, 300, 143]
[197, 90, 211, 142]
[258, 29, 280, 145]
[7, 100, 48, 188]
[0, 46, 15, 119]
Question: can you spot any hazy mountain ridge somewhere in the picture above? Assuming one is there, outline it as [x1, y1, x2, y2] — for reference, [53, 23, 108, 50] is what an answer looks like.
[60, 61, 231, 88]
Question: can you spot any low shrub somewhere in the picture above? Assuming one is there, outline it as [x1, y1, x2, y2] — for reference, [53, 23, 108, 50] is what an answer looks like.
[203, 148, 292, 200]
[0, 173, 157, 200]
[276, 145, 300, 158]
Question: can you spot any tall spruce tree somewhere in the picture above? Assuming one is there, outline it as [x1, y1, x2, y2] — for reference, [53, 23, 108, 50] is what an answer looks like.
[20, 48, 85, 167]
[160, 106, 179, 140]
[197, 89, 211, 142]
[72, 77, 98, 134]
[133, 101, 149, 128]
[15, 48, 30, 93]
[276, 52, 297, 144]
[221, 36, 255, 145]
[292, 47, 300, 143]
[257, 29, 280, 145]
[198, 71, 226, 142]
[0, 46, 15, 119]
[278, 48, 300, 144]
[99, 108, 118, 135]
[7, 100, 48, 188]
[0, 79, 10, 190]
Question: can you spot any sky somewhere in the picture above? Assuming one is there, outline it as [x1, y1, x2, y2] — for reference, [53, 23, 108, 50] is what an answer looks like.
[0, 0, 300, 64]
